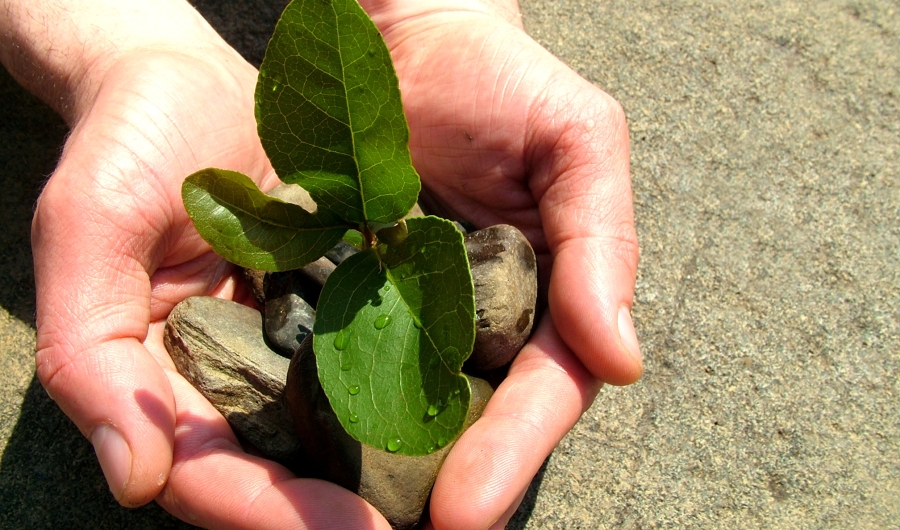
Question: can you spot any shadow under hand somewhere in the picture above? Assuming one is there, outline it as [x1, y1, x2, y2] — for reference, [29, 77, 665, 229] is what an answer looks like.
[0, 376, 195, 530]
[506, 457, 550, 530]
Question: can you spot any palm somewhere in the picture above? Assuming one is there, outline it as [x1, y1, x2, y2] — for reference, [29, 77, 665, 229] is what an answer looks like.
[37, 50, 275, 326]
[387, 15, 547, 241]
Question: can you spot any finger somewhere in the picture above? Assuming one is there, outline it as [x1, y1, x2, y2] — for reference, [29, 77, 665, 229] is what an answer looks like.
[527, 68, 642, 385]
[428, 318, 601, 529]
[157, 371, 391, 530]
[32, 186, 176, 506]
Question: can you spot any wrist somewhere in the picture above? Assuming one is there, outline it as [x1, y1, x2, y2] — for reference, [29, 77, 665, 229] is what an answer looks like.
[0, 0, 235, 124]
[361, 0, 524, 31]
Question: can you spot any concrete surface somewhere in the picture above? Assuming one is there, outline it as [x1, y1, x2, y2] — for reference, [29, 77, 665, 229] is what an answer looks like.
[1, 0, 897, 528]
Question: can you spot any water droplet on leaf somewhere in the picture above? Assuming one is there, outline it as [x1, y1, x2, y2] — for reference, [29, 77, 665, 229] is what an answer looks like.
[374, 314, 391, 329]
[437, 436, 448, 448]
[333, 331, 349, 350]
[349, 413, 359, 423]
[340, 362, 352, 371]
[386, 439, 401, 452]
[427, 404, 440, 417]
[348, 385, 360, 395]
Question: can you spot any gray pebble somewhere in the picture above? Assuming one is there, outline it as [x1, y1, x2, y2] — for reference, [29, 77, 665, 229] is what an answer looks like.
[164, 296, 303, 467]
[325, 240, 358, 264]
[264, 280, 316, 356]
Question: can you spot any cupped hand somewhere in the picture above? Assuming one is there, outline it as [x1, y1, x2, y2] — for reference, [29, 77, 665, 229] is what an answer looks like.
[361, 1, 642, 528]
[31, 41, 390, 530]
[27, 0, 639, 528]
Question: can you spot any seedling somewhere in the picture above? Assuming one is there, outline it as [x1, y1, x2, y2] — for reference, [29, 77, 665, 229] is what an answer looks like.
[182, 0, 475, 455]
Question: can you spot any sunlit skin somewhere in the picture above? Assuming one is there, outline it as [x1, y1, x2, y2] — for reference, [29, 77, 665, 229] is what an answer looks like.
[1, 0, 640, 528]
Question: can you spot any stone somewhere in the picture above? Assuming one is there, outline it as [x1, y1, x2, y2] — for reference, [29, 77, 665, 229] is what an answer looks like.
[264, 271, 317, 356]
[266, 182, 317, 212]
[241, 266, 267, 307]
[464, 224, 538, 371]
[325, 240, 358, 264]
[285, 336, 493, 530]
[164, 296, 302, 467]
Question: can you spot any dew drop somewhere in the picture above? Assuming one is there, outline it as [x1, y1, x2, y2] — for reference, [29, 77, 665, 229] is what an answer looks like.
[348, 385, 360, 395]
[340, 362, 352, 371]
[386, 439, 401, 452]
[428, 444, 437, 453]
[427, 404, 440, 417]
[333, 331, 349, 350]
[383, 284, 392, 292]
[437, 436, 449, 448]
[374, 314, 392, 329]
[349, 413, 359, 423]
[271, 82, 280, 92]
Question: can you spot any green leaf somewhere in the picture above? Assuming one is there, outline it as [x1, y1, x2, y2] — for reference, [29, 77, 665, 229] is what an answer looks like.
[313, 217, 475, 455]
[256, 0, 420, 226]
[182, 168, 348, 271]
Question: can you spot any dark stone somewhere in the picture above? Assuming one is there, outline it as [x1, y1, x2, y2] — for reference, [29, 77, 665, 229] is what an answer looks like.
[164, 296, 302, 467]
[325, 240, 359, 264]
[263, 271, 318, 356]
[285, 336, 493, 530]
[465, 225, 538, 371]
[241, 267, 267, 307]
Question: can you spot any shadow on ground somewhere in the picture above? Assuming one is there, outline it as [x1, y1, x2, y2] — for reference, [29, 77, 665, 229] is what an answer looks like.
[0, 377, 194, 529]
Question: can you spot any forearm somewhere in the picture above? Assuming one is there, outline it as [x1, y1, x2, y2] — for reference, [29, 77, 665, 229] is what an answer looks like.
[0, 0, 228, 123]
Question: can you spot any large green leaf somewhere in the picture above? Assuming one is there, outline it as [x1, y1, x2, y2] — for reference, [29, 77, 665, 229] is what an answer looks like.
[313, 217, 475, 455]
[256, 0, 420, 226]
[182, 168, 348, 271]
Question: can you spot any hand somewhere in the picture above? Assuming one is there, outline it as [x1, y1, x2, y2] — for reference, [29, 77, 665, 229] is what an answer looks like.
[361, 1, 641, 527]
[10, 1, 390, 527]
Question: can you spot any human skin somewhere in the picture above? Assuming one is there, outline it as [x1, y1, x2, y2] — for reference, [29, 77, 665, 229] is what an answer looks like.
[0, 0, 640, 528]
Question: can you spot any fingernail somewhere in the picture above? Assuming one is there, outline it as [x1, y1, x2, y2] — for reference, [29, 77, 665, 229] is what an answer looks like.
[618, 305, 642, 363]
[91, 424, 132, 501]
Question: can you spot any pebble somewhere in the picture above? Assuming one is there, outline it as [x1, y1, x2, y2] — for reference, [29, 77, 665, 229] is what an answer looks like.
[464, 224, 538, 371]
[164, 296, 303, 467]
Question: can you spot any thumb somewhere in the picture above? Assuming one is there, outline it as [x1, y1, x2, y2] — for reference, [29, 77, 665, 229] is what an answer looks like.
[31, 132, 180, 508]
[529, 70, 642, 386]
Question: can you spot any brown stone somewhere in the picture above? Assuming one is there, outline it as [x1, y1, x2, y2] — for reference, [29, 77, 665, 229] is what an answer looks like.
[465, 224, 538, 371]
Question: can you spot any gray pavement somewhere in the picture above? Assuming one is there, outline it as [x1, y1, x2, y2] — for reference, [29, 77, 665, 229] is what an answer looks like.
[2, 0, 898, 528]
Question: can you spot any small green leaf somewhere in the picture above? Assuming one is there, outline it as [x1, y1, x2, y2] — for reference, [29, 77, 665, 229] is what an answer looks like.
[314, 217, 475, 455]
[256, 0, 420, 226]
[376, 219, 408, 246]
[341, 229, 364, 249]
[183, 168, 348, 271]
